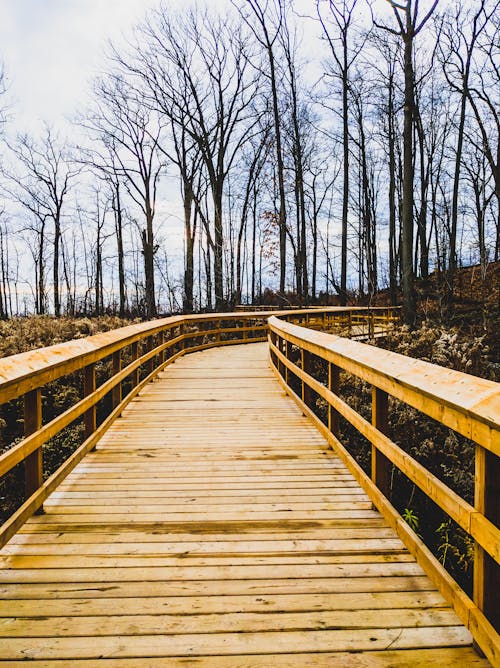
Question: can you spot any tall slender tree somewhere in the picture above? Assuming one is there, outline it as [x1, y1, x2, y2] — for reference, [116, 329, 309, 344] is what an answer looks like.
[374, 0, 438, 325]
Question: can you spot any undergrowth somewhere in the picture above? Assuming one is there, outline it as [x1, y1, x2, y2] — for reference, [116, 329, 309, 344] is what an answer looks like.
[308, 321, 498, 595]
[0, 315, 135, 524]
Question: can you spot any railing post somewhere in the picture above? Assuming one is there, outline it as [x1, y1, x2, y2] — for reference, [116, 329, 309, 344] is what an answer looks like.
[179, 324, 185, 353]
[280, 337, 287, 378]
[215, 320, 221, 345]
[24, 388, 43, 503]
[371, 387, 391, 499]
[145, 336, 153, 375]
[112, 351, 122, 409]
[270, 331, 277, 369]
[158, 330, 165, 365]
[83, 363, 96, 440]
[285, 340, 292, 385]
[369, 312, 374, 339]
[328, 362, 340, 436]
[474, 447, 500, 633]
[301, 349, 312, 408]
[130, 341, 139, 387]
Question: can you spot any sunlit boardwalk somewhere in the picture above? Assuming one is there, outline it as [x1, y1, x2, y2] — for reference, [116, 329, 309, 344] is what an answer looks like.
[0, 343, 490, 666]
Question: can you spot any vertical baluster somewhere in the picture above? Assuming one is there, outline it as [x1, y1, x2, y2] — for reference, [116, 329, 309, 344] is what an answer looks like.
[301, 349, 311, 407]
[279, 337, 286, 378]
[130, 341, 139, 387]
[83, 363, 96, 440]
[285, 340, 292, 385]
[371, 387, 391, 499]
[145, 336, 153, 375]
[158, 330, 165, 365]
[112, 351, 122, 409]
[328, 362, 340, 436]
[269, 331, 276, 368]
[474, 447, 500, 633]
[24, 389, 43, 503]
[179, 324, 185, 354]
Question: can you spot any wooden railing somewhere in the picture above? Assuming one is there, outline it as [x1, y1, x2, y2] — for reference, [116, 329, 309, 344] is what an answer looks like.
[0, 307, 396, 550]
[0, 313, 268, 548]
[268, 316, 500, 666]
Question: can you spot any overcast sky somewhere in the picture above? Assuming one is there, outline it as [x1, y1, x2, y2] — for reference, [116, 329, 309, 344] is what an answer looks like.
[0, 0, 168, 131]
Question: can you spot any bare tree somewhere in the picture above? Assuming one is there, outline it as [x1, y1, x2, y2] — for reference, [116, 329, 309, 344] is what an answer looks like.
[83, 74, 165, 318]
[317, 0, 366, 305]
[124, 7, 260, 310]
[368, 29, 402, 305]
[4, 127, 79, 316]
[465, 5, 500, 262]
[374, 0, 438, 325]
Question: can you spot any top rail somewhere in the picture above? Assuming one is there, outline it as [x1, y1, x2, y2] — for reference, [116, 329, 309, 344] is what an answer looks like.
[0, 307, 396, 404]
[2, 305, 499, 662]
[0, 307, 395, 543]
[269, 317, 498, 454]
[267, 315, 500, 666]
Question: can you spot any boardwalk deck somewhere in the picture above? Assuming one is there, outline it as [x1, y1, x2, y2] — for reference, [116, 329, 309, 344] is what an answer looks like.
[0, 343, 490, 666]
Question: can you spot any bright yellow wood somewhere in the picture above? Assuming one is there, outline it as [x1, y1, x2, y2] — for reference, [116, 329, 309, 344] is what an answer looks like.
[0, 343, 486, 666]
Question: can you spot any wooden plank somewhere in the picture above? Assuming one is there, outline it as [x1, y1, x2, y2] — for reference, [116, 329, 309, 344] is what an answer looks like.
[0, 627, 473, 660]
[0, 575, 447, 601]
[0, 561, 426, 583]
[0, 608, 462, 637]
[0, 590, 448, 616]
[0, 647, 490, 667]
[0, 342, 483, 667]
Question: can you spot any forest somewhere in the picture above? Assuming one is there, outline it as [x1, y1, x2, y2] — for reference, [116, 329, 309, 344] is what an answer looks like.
[0, 0, 498, 326]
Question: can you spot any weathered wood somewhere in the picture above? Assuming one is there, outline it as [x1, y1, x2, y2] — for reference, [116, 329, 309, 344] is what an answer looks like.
[0, 648, 487, 667]
[328, 362, 340, 436]
[270, 342, 500, 666]
[0, 343, 484, 667]
[112, 351, 122, 409]
[83, 364, 96, 439]
[474, 444, 500, 633]
[270, 339, 500, 567]
[371, 387, 391, 499]
[23, 389, 42, 501]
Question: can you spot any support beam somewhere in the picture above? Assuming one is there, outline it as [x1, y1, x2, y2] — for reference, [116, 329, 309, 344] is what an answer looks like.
[371, 387, 391, 499]
[24, 389, 43, 503]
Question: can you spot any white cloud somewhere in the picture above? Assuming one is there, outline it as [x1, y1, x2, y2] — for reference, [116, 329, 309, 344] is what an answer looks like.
[0, 0, 164, 131]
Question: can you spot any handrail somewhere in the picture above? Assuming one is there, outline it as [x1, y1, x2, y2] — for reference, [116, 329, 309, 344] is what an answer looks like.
[0, 307, 395, 550]
[267, 315, 500, 666]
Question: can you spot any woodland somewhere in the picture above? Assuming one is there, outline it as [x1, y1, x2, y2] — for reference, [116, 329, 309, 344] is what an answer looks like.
[0, 0, 499, 595]
[0, 0, 497, 326]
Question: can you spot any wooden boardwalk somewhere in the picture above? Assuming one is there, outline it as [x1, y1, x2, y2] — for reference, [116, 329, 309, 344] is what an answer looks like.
[0, 343, 490, 666]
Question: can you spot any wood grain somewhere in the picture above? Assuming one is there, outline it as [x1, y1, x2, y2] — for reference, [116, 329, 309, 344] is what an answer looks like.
[0, 343, 487, 666]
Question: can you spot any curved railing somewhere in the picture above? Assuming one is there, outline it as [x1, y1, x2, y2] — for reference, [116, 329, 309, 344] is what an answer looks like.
[0, 307, 396, 549]
[268, 315, 500, 665]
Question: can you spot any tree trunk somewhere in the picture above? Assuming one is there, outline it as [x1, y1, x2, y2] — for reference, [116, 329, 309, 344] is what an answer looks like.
[183, 181, 194, 313]
[53, 215, 61, 317]
[213, 186, 224, 311]
[143, 201, 157, 319]
[388, 73, 399, 306]
[340, 43, 349, 306]
[401, 28, 417, 326]
[266, 43, 287, 296]
[113, 184, 126, 318]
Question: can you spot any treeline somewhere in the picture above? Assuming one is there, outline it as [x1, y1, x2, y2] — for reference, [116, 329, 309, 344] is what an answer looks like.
[0, 0, 498, 324]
